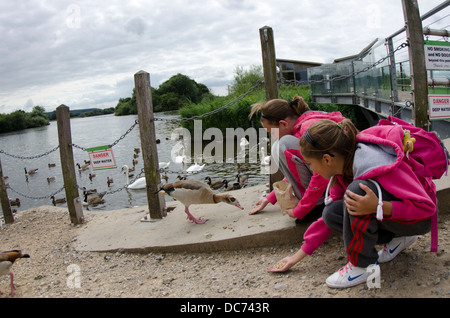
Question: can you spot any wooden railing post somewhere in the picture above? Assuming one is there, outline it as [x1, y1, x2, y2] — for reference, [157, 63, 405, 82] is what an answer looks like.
[402, 0, 429, 130]
[56, 105, 84, 224]
[134, 70, 166, 220]
[260, 26, 283, 190]
[0, 157, 14, 224]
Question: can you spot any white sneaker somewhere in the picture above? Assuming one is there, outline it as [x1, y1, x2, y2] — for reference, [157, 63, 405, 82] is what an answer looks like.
[326, 262, 375, 288]
[377, 236, 418, 263]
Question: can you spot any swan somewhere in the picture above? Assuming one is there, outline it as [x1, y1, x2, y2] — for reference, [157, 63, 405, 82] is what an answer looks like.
[122, 165, 146, 190]
[186, 162, 205, 173]
[260, 147, 270, 166]
[159, 162, 170, 170]
[157, 179, 244, 224]
[240, 137, 249, 150]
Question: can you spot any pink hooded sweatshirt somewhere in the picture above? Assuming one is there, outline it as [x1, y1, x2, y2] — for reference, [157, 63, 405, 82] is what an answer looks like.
[301, 123, 438, 255]
[264, 111, 345, 255]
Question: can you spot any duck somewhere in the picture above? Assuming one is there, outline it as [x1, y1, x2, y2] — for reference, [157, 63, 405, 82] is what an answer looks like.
[0, 250, 30, 296]
[122, 165, 146, 190]
[24, 168, 38, 176]
[204, 176, 227, 190]
[47, 176, 56, 183]
[76, 163, 89, 171]
[260, 147, 270, 166]
[157, 179, 244, 224]
[51, 195, 66, 206]
[83, 190, 106, 206]
[107, 177, 114, 187]
[9, 198, 20, 207]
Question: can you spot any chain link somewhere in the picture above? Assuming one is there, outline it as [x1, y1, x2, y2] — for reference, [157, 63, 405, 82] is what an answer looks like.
[6, 185, 65, 200]
[0, 145, 60, 160]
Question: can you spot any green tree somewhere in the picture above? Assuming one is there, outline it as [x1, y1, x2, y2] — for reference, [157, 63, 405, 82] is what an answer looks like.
[229, 65, 263, 96]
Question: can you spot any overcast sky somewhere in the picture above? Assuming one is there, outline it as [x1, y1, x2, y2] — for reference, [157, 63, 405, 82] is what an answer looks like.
[0, 0, 447, 114]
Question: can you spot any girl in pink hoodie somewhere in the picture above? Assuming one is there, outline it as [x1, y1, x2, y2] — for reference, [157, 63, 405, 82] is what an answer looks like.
[295, 118, 436, 288]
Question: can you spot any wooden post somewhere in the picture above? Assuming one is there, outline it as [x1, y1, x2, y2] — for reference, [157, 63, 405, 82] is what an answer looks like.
[56, 105, 84, 224]
[0, 157, 14, 224]
[402, 0, 429, 130]
[134, 70, 166, 220]
[260, 26, 283, 190]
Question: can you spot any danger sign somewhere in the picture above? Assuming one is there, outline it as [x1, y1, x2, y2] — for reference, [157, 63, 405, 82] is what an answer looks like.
[429, 95, 450, 120]
[86, 145, 117, 170]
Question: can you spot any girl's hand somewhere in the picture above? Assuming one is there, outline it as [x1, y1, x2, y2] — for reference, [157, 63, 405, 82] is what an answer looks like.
[285, 208, 295, 218]
[268, 257, 295, 273]
[249, 197, 269, 215]
[344, 183, 378, 216]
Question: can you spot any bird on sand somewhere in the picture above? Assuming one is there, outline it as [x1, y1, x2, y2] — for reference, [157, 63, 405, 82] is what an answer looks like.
[0, 250, 30, 296]
[157, 179, 244, 224]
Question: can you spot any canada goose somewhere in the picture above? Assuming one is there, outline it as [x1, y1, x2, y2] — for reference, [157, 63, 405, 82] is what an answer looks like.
[48, 163, 56, 168]
[84, 160, 90, 165]
[107, 177, 114, 187]
[204, 176, 226, 190]
[260, 147, 270, 166]
[122, 165, 146, 189]
[82, 187, 97, 195]
[236, 174, 248, 187]
[9, 198, 20, 207]
[47, 176, 56, 183]
[132, 159, 138, 167]
[176, 175, 187, 180]
[88, 173, 96, 181]
[157, 179, 244, 224]
[51, 196, 66, 206]
[134, 148, 140, 154]
[83, 190, 106, 206]
[76, 163, 89, 171]
[0, 250, 30, 296]
[161, 173, 169, 182]
[224, 180, 241, 191]
[24, 168, 38, 175]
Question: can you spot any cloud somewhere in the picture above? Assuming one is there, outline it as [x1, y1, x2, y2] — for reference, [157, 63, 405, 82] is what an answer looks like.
[0, 0, 446, 114]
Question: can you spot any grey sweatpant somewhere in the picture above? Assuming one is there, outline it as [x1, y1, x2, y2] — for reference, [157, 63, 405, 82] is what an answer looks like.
[322, 179, 431, 267]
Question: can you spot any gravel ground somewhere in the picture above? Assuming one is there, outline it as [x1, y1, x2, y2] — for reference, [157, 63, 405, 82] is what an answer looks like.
[1, 206, 449, 299]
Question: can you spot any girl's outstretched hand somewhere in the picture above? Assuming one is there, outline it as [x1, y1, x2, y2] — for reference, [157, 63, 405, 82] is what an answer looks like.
[267, 257, 295, 273]
[249, 196, 269, 215]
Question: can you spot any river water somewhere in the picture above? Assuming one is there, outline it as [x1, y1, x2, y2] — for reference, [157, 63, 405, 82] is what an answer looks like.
[0, 112, 270, 214]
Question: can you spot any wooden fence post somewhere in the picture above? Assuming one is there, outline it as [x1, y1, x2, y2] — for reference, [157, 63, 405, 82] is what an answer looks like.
[260, 26, 283, 190]
[56, 105, 84, 224]
[134, 70, 166, 220]
[0, 157, 14, 224]
[402, 0, 429, 130]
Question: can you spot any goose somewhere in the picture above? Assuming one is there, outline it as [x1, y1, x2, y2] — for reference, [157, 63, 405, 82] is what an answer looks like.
[204, 176, 227, 190]
[107, 177, 114, 187]
[236, 174, 248, 187]
[9, 198, 20, 207]
[260, 147, 270, 166]
[122, 165, 146, 190]
[88, 173, 96, 181]
[24, 168, 38, 175]
[0, 250, 30, 296]
[51, 195, 66, 206]
[48, 163, 56, 168]
[84, 160, 90, 165]
[83, 190, 106, 206]
[157, 179, 244, 224]
[134, 148, 140, 154]
[47, 176, 56, 183]
[133, 153, 139, 159]
[76, 163, 89, 171]
[132, 159, 138, 167]
[224, 180, 242, 191]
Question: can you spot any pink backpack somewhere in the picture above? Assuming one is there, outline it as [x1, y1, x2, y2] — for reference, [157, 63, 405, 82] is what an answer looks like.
[378, 116, 449, 180]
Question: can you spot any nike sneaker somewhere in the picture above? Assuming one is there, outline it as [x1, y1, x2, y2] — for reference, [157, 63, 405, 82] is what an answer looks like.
[326, 262, 378, 288]
[377, 235, 418, 263]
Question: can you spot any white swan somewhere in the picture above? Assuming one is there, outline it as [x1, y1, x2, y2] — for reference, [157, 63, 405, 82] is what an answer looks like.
[159, 162, 170, 170]
[122, 165, 146, 189]
[186, 162, 205, 173]
[260, 147, 270, 166]
[240, 137, 249, 150]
